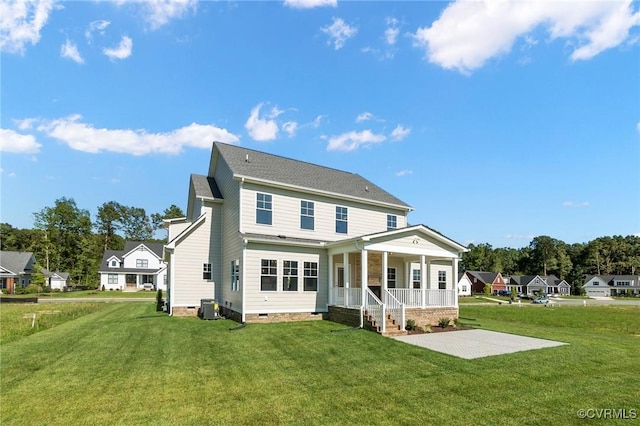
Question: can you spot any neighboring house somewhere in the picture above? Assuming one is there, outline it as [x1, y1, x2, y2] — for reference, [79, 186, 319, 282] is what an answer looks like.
[583, 275, 640, 297]
[0, 251, 36, 294]
[42, 270, 70, 291]
[464, 271, 507, 294]
[164, 142, 468, 333]
[99, 241, 167, 291]
[510, 275, 571, 296]
[457, 273, 472, 296]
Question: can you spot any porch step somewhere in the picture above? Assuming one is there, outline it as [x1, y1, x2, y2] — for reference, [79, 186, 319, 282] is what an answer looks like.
[363, 312, 407, 337]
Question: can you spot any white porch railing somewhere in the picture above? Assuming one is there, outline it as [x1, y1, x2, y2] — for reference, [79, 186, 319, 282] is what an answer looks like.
[331, 287, 362, 308]
[387, 288, 457, 308]
[383, 289, 405, 331]
[365, 288, 385, 333]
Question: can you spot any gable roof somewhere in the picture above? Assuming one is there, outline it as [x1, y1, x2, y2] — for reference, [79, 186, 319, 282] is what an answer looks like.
[466, 271, 499, 284]
[213, 142, 412, 210]
[191, 174, 223, 199]
[584, 275, 640, 286]
[0, 251, 36, 276]
[123, 241, 164, 258]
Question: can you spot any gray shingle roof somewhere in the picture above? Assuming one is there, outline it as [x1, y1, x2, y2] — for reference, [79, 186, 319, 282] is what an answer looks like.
[467, 271, 498, 284]
[191, 174, 223, 199]
[0, 251, 35, 275]
[99, 242, 164, 271]
[123, 241, 164, 258]
[214, 142, 411, 209]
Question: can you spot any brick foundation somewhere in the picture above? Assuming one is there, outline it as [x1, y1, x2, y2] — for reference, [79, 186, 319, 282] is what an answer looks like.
[244, 311, 325, 323]
[405, 307, 458, 329]
[171, 306, 199, 317]
[327, 306, 361, 327]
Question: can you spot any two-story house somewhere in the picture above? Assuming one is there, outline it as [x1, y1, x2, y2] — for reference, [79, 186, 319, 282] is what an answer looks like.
[99, 241, 167, 291]
[583, 275, 640, 297]
[164, 142, 467, 333]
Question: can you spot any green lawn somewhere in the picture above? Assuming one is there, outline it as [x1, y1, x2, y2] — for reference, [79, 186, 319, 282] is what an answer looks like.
[2, 289, 157, 299]
[1, 303, 639, 425]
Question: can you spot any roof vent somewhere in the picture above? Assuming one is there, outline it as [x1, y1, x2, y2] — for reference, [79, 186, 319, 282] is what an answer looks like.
[365, 186, 369, 192]
[245, 154, 249, 162]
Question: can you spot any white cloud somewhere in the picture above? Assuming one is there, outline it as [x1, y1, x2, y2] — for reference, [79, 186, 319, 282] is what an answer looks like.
[311, 115, 324, 127]
[60, 39, 84, 64]
[14, 118, 37, 130]
[327, 130, 386, 152]
[85, 20, 110, 43]
[245, 103, 280, 141]
[636, 121, 640, 133]
[103, 36, 132, 60]
[505, 233, 535, 240]
[35, 114, 239, 155]
[0, 128, 42, 153]
[139, 0, 197, 30]
[282, 121, 298, 138]
[0, 0, 56, 54]
[395, 169, 413, 177]
[284, 0, 336, 9]
[390, 124, 411, 141]
[356, 112, 374, 123]
[413, 0, 640, 73]
[321, 17, 357, 50]
[385, 18, 400, 45]
[562, 201, 590, 208]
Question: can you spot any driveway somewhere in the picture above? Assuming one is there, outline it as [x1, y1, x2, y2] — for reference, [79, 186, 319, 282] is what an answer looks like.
[393, 329, 567, 359]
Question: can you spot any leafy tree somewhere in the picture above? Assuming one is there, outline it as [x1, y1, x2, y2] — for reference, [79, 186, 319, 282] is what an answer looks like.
[119, 206, 153, 241]
[461, 243, 494, 272]
[95, 201, 124, 252]
[529, 236, 559, 276]
[151, 204, 185, 230]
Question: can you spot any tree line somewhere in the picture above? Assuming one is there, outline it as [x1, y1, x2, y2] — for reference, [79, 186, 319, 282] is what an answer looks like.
[0, 197, 184, 287]
[461, 235, 640, 294]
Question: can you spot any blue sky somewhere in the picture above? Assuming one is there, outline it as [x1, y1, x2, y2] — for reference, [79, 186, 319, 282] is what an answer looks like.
[1, 0, 639, 248]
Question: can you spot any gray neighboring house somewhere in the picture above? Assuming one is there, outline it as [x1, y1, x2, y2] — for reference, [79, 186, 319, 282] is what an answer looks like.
[0, 251, 36, 294]
[583, 275, 640, 297]
[509, 275, 571, 296]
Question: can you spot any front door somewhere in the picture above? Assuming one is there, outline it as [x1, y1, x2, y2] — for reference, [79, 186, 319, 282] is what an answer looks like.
[336, 265, 344, 287]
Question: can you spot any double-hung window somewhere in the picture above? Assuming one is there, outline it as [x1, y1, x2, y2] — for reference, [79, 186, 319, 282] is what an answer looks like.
[438, 270, 447, 289]
[283, 261, 298, 291]
[300, 201, 314, 230]
[387, 215, 397, 231]
[412, 269, 421, 289]
[387, 268, 396, 288]
[203, 263, 212, 280]
[136, 259, 148, 268]
[256, 193, 272, 225]
[231, 260, 239, 291]
[335, 206, 348, 234]
[303, 262, 318, 292]
[108, 274, 118, 284]
[261, 259, 277, 291]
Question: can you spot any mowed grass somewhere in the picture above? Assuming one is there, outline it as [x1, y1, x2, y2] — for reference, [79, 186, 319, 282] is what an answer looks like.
[1, 303, 639, 425]
[4, 289, 157, 299]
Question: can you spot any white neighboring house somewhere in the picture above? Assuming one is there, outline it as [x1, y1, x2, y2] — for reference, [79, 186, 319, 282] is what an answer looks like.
[42, 270, 69, 291]
[457, 273, 472, 296]
[164, 142, 468, 332]
[583, 275, 639, 297]
[99, 241, 167, 291]
[582, 276, 612, 297]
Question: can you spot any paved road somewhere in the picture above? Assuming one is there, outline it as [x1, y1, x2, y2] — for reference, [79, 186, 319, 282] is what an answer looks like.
[550, 298, 640, 306]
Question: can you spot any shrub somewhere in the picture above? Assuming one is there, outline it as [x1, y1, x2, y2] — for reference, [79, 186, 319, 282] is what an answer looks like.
[23, 284, 42, 294]
[484, 284, 491, 297]
[101, 285, 105, 292]
[156, 290, 163, 312]
[438, 317, 451, 328]
[405, 319, 417, 331]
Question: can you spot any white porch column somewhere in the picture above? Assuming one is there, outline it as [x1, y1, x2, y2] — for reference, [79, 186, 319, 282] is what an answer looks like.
[405, 261, 410, 289]
[328, 253, 334, 305]
[453, 257, 459, 308]
[343, 252, 350, 306]
[382, 251, 388, 293]
[421, 255, 426, 308]
[361, 249, 368, 304]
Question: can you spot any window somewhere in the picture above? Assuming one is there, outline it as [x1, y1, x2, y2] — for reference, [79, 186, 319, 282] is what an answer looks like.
[110, 260, 118, 267]
[256, 193, 272, 225]
[164, 275, 168, 285]
[231, 260, 239, 291]
[438, 271, 447, 289]
[412, 269, 421, 289]
[203, 263, 212, 280]
[261, 259, 277, 291]
[387, 268, 396, 288]
[462, 285, 468, 292]
[615, 280, 631, 287]
[387, 215, 397, 231]
[283, 261, 298, 291]
[136, 259, 148, 268]
[303, 262, 318, 291]
[593, 281, 599, 286]
[108, 274, 118, 284]
[300, 201, 315, 230]
[335, 206, 348, 234]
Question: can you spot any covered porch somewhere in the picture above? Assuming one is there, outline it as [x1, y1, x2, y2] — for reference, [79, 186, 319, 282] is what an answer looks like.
[326, 225, 467, 333]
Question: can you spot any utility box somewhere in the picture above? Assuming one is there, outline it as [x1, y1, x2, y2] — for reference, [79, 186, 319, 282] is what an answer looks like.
[199, 298, 219, 320]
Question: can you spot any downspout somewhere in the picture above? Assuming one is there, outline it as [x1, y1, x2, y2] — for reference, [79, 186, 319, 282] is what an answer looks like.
[239, 178, 246, 323]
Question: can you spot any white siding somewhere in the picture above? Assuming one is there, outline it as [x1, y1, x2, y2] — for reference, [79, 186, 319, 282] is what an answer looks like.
[243, 243, 328, 313]
[457, 275, 472, 296]
[240, 182, 408, 241]
[100, 273, 125, 291]
[122, 245, 162, 270]
[168, 221, 190, 242]
[170, 204, 220, 308]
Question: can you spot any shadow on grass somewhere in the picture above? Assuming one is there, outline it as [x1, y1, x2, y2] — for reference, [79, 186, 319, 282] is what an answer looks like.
[135, 314, 171, 320]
